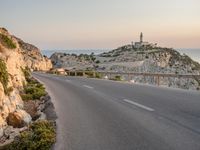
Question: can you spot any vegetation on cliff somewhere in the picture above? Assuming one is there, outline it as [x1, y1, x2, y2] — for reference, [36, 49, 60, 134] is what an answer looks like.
[0, 28, 55, 149]
[0, 33, 16, 49]
[2, 67, 56, 150]
[0, 59, 9, 94]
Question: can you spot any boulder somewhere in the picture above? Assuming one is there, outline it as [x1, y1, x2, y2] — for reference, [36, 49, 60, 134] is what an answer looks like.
[6, 110, 31, 128]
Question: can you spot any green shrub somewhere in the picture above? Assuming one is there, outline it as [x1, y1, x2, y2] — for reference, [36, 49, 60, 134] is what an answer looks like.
[21, 94, 33, 101]
[21, 73, 46, 101]
[32, 88, 46, 99]
[23, 85, 46, 100]
[24, 86, 35, 94]
[21, 66, 31, 81]
[7, 120, 56, 150]
[28, 79, 38, 85]
[95, 60, 100, 64]
[85, 71, 95, 78]
[36, 83, 44, 89]
[115, 75, 122, 81]
[110, 75, 122, 81]
[0, 59, 9, 94]
[0, 33, 16, 49]
[95, 72, 102, 79]
[76, 72, 84, 76]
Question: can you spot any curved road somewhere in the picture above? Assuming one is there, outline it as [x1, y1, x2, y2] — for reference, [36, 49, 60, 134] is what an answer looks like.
[33, 72, 200, 150]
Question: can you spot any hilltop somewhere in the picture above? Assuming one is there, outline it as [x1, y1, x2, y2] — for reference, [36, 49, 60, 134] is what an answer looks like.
[50, 44, 200, 90]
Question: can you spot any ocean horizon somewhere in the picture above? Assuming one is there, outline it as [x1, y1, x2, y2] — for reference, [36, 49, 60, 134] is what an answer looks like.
[42, 48, 200, 63]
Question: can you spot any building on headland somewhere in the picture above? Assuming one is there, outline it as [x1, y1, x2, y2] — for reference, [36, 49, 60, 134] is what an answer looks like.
[132, 32, 157, 49]
[50, 68, 66, 75]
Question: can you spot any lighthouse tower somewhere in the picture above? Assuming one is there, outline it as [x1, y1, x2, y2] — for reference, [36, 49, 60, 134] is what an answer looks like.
[140, 32, 143, 43]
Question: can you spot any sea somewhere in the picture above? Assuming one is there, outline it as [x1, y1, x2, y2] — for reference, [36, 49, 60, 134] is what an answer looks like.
[41, 48, 200, 63]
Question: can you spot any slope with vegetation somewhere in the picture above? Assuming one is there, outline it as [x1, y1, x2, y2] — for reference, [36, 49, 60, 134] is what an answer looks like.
[0, 27, 55, 149]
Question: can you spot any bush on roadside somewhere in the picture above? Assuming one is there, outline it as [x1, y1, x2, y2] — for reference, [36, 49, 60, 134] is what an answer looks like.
[115, 75, 122, 81]
[22, 84, 46, 101]
[6, 120, 56, 150]
[110, 75, 122, 81]
[95, 72, 102, 79]
[20, 67, 46, 101]
[85, 71, 95, 78]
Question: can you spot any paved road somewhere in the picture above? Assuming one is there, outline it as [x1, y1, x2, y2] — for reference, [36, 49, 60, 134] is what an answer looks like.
[33, 72, 200, 150]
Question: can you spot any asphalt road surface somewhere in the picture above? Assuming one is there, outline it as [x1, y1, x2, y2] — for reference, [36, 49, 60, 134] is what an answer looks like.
[33, 72, 200, 150]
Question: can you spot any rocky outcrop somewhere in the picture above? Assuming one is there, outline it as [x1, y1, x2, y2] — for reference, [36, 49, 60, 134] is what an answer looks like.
[14, 35, 52, 71]
[50, 53, 94, 70]
[0, 27, 52, 140]
[7, 110, 31, 128]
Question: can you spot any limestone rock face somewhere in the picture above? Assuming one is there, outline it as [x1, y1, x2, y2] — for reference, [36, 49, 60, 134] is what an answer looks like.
[7, 110, 31, 128]
[0, 28, 52, 72]
[16, 37, 52, 71]
[0, 27, 52, 132]
[50, 52, 93, 70]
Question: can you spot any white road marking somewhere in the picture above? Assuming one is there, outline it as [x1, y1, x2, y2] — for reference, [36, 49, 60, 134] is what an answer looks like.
[123, 99, 155, 112]
[65, 79, 71, 82]
[83, 85, 94, 89]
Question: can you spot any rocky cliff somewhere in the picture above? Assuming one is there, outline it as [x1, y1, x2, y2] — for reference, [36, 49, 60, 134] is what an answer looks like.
[0, 28, 52, 137]
[50, 53, 94, 70]
[50, 45, 200, 90]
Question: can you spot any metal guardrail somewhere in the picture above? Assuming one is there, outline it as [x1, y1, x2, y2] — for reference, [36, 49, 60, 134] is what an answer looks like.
[64, 71, 200, 86]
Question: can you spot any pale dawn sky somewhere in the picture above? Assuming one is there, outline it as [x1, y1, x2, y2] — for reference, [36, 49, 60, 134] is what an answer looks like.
[0, 0, 200, 49]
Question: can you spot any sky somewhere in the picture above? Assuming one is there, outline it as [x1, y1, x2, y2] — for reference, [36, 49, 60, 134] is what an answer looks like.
[0, 0, 200, 49]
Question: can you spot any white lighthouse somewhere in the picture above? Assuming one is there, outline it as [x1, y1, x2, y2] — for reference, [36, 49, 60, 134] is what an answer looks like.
[134, 32, 149, 48]
[140, 32, 143, 43]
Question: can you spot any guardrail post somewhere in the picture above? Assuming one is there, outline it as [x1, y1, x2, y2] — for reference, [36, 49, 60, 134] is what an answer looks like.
[109, 73, 112, 79]
[128, 73, 131, 81]
[144, 75, 146, 83]
[157, 75, 160, 86]
[93, 72, 96, 78]
[75, 71, 77, 76]
[83, 71, 85, 77]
